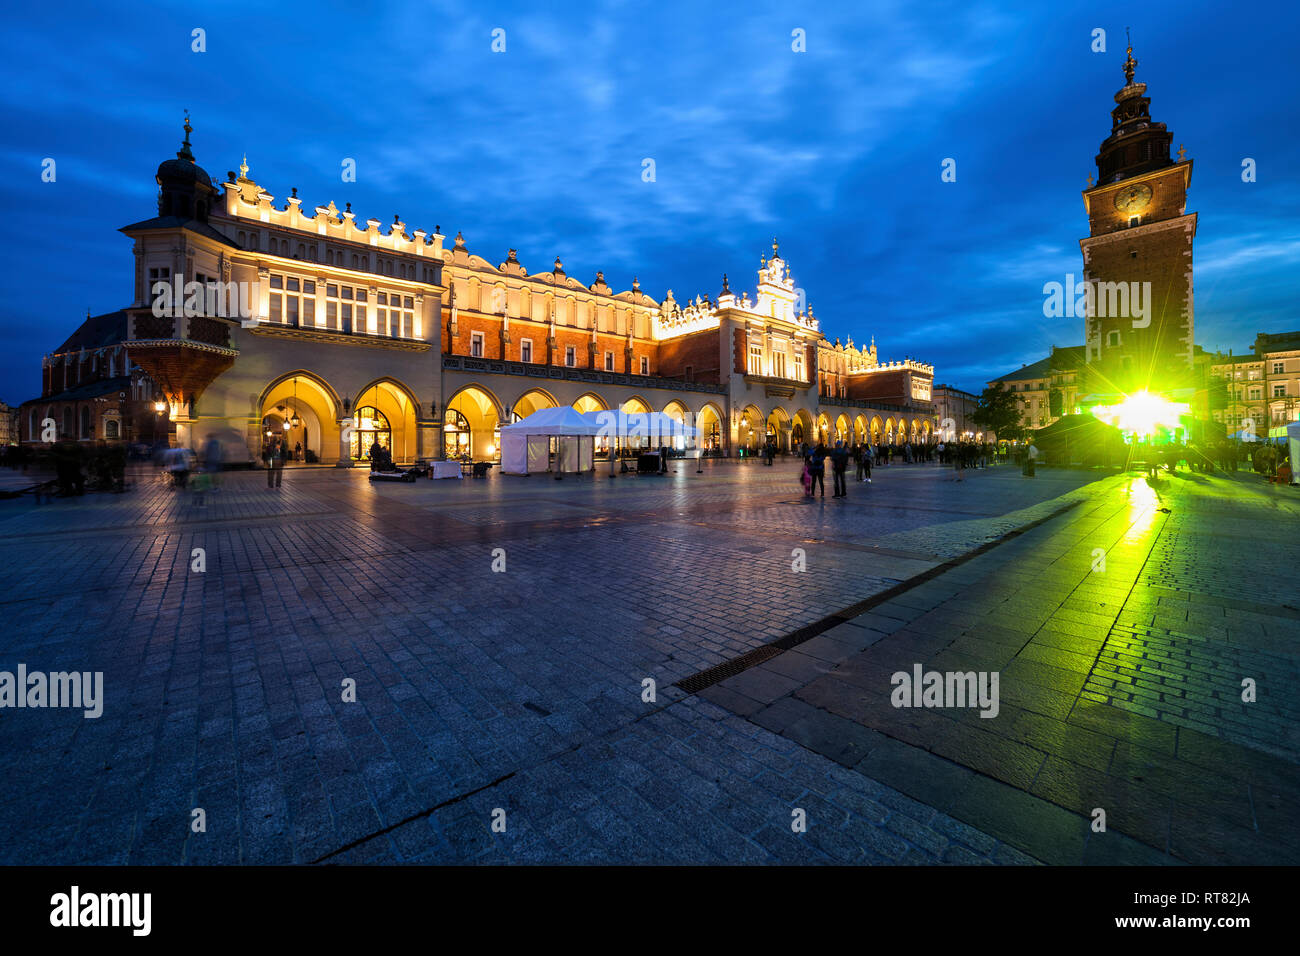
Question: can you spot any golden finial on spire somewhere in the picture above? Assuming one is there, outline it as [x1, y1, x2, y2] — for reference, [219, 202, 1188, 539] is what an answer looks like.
[239, 154, 249, 179]
[177, 109, 194, 161]
[772, 237, 779, 256]
[1123, 28, 1137, 84]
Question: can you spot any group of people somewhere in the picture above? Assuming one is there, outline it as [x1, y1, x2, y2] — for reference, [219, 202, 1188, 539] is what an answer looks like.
[935, 441, 996, 469]
[49, 437, 128, 495]
[798, 440, 875, 498]
[165, 434, 225, 503]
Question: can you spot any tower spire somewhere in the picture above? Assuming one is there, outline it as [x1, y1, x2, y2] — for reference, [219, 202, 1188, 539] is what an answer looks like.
[1123, 30, 1138, 85]
[177, 110, 194, 162]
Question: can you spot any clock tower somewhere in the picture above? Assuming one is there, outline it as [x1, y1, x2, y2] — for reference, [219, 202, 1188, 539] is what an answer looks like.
[1079, 42, 1196, 399]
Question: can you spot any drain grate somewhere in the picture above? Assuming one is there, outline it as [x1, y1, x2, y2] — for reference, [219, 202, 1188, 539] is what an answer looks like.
[675, 498, 1082, 696]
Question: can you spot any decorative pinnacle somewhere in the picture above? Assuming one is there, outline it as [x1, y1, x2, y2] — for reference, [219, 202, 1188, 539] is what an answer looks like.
[177, 110, 194, 161]
[1177, 143, 1186, 161]
[721, 273, 730, 294]
[1123, 29, 1137, 84]
[772, 237, 779, 256]
[239, 154, 249, 179]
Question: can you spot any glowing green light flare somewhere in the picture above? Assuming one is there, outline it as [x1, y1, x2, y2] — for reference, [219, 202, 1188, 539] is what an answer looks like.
[1090, 390, 1188, 438]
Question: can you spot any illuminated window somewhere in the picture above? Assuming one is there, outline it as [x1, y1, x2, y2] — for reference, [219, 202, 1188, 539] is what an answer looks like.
[748, 344, 762, 375]
[520, 339, 533, 363]
[639, 356, 648, 375]
[471, 332, 484, 358]
[351, 407, 391, 460]
[773, 352, 787, 378]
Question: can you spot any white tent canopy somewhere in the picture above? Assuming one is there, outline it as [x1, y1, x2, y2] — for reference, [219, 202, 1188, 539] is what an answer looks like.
[499, 406, 599, 475]
[579, 410, 699, 444]
[503, 406, 600, 436]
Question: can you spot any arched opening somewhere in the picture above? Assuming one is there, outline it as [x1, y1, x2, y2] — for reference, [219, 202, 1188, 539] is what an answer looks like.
[573, 392, 607, 414]
[766, 407, 791, 453]
[513, 388, 558, 420]
[792, 409, 814, 450]
[696, 402, 723, 452]
[853, 415, 868, 445]
[870, 416, 883, 443]
[620, 395, 653, 414]
[834, 414, 850, 444]
[259, 372, 338, 464]
[352, 378, 420, 465]
[739, 405, 764, 456]
[815, 413, 831, 445]
[446, 385, 503, 461]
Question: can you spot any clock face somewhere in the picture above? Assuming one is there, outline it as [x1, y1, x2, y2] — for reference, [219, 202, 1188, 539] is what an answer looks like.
[1113, 182, 1153, 213]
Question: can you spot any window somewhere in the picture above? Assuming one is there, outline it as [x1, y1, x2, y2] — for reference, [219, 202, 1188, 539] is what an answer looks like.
[1107, 331, 1120, 347]
[520, 339, 533, 363]
[1275, 385, 1287, 397]
[604, 351, 614, 371]
[1274, 362, 1285, 374]
[105, 420, 119, 439]
[269, 272, 318, 328]
[639, 356, 648, 375]
[773, 351, 787, 378]
[148, 267, 170, 305]
[1249, 388, 1261, 401]
[793, 352, 804, 381]
[471, 332, 484, 358]
[748, 344, 763, 375]
[565, 346, 576, 367]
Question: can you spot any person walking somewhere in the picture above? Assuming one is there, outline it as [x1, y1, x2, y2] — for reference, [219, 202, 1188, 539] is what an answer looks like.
[831, 440, 849, 498]
[264, 438, 275, 488]
[1024, 441, 1039, 477]
[165, 444, 192, 488]
[808, 441, 827, 497]
[271, 437, 286, 488]
[202, 433, 222, 489]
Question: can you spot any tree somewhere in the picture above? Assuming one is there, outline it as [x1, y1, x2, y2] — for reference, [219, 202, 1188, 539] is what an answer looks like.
[971, 382, 1025, 442]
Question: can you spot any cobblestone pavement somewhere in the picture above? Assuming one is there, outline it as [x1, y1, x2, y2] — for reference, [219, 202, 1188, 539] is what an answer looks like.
[2, 459, 1286, 864]
[703, 469, 1300, 865]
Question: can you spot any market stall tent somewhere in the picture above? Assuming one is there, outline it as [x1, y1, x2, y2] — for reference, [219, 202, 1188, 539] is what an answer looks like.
[499, 406, 599, 475]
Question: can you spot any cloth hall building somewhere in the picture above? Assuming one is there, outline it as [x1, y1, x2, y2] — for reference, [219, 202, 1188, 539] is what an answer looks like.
[20, 120, 937, 465]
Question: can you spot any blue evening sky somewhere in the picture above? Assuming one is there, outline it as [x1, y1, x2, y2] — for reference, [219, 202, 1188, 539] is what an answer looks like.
[1, 0, 1297, 403]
